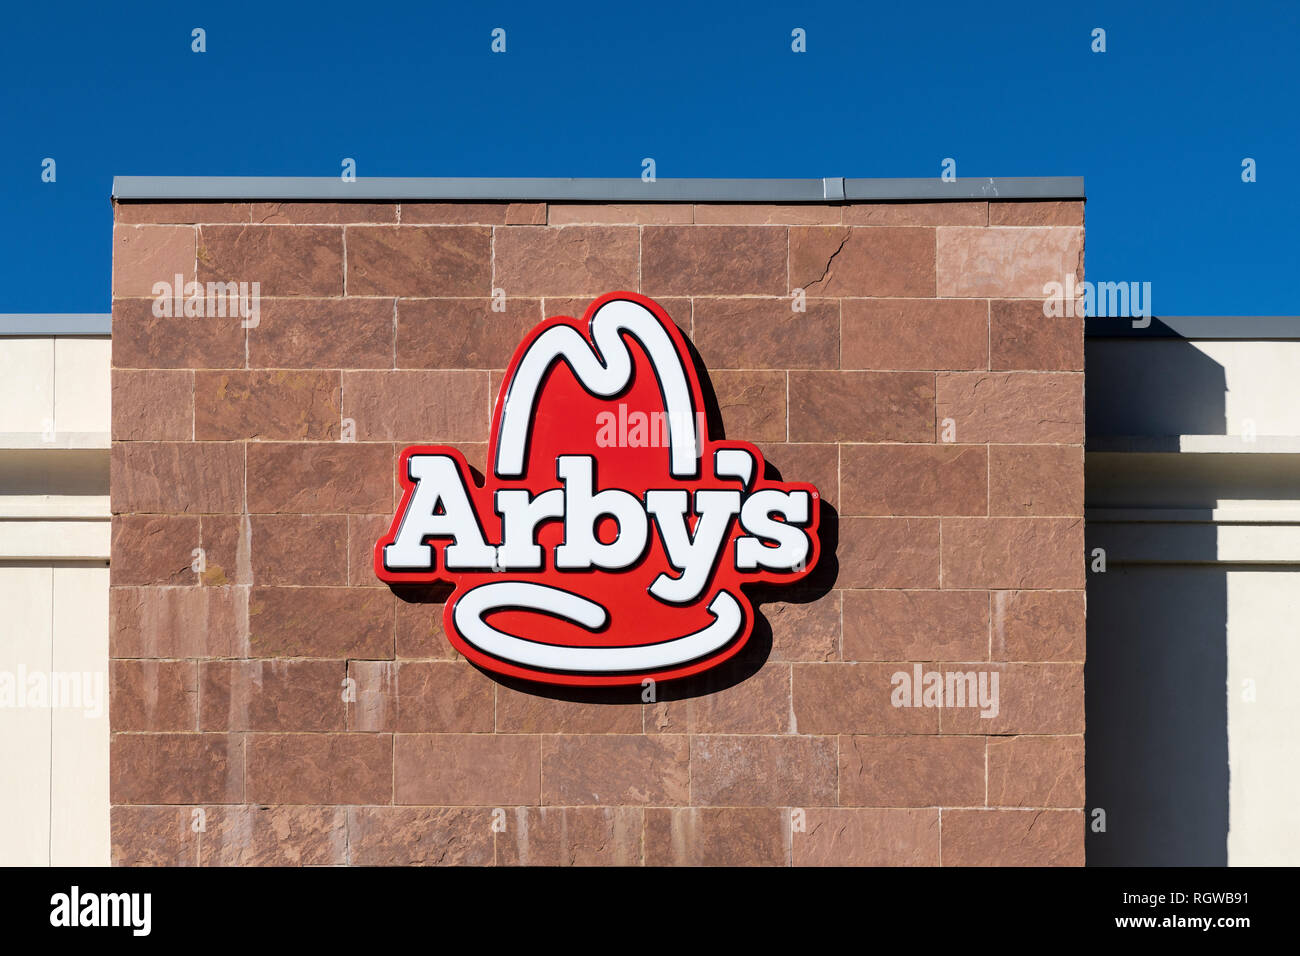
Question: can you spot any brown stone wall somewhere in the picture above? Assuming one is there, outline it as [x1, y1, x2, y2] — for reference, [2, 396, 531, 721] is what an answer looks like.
[109, 196, 1085, 866]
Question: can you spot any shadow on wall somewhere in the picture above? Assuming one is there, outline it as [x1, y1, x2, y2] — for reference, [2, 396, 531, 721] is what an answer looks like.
[1085, 324, 1227, 865]
[1087, 326, 1229, 437]
[1085, 562, 1228, 865]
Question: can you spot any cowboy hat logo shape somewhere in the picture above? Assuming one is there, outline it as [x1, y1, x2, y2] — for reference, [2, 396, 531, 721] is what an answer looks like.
[375, 292, 821, 686]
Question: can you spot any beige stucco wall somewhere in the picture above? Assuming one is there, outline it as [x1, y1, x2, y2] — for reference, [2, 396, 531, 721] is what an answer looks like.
[1088, 332, 1300, 866]
[0, 334, 110, 866]
[1227, 569, 1300, 865]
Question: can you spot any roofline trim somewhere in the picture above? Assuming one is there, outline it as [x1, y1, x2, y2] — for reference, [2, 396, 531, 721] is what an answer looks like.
[111, 175, 1085, 203]
[0, 314, 111, 336]
[1086, 317, 1300, 340]
[4, 313, 1295, 341]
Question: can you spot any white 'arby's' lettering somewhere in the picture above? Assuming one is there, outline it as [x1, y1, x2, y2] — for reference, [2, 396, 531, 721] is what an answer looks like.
[384, 455, 494, 570]
[383, 453, 809, 585]
[646, 489, 740, 603]
[553, 456, 648, 571]
[736, 488, 811, 571]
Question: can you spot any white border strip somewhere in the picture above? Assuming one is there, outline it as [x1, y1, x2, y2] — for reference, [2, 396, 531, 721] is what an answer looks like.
[0, 315, 111, 336]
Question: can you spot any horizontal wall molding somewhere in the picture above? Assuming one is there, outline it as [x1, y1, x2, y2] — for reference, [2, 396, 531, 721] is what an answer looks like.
[0, 432, 111, 451]
[1087, 522, 1300, 565]
[0, 496, 110, 520]
[0, 518, 109, 561]
[0, 315, 110, 337]
[1088, 506, 1300, 524]
[1087, 316, 1300, 340]
[1089, 436, 1300, 454]
[112, 175, 1085, 203]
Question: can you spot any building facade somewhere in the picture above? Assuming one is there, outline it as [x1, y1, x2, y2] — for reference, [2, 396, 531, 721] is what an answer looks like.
[0, 316, 111, 865]
[5, 178, 1290, 867]
[91, 177, 1087, 865]
[1085, 316, 1300, 866]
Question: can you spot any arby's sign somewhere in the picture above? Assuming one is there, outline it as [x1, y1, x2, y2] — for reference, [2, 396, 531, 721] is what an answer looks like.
[375, 292, 821, 686]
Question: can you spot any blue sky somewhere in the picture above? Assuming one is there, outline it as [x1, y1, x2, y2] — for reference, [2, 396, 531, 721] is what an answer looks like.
[1, 0, 1294, 314]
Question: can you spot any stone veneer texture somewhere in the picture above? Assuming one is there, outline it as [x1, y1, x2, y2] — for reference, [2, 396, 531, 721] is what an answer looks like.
[109, 196, 1085, 866]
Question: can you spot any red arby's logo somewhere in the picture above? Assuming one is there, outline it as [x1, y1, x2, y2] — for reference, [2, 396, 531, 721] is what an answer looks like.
[374, 292, 821, 686]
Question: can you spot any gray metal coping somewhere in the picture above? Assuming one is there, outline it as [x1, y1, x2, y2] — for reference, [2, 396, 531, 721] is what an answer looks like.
[1086, 317, 1300, 339]
[12, 314, 1297, 340]
[0, 314, 111, 336]
[112, 175, 1084, 203]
